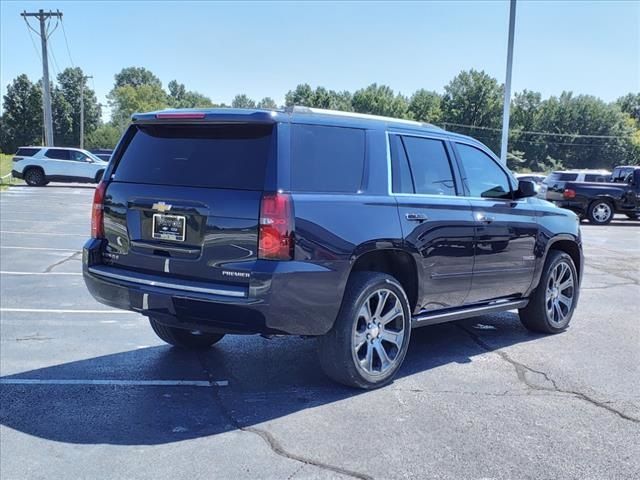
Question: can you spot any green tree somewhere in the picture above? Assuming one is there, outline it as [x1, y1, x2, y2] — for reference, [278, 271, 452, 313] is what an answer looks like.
[108, 84, 168, 129]
[285, 84, 315, 106]
[167, 80, 214, 108]
[51, 68, 101, 147]
[408, 89, 442, 123]
[616, 93, 640, 125]
[351, 83, 408, 118]
[0, 74, 43, 153]
[441, 69, 503, 151]
[257, 97, 278, 109]
[85, 124, 122, 149]
[231, 94, 256, 109]
[114, 67, 162, 89]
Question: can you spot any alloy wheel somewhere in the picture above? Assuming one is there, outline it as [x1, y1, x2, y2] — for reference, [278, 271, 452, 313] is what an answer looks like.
[352, 288, 406, 376]
[545, 261, 575, 325]
[592, 202, 612, 223]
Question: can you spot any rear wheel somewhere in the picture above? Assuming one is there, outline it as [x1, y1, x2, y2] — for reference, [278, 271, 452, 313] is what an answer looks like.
[318, 272, 411, 389]
[24, 168, 47, 186]
[587, 200, 613, 225]
[149, 317, 224, 349]
[519, 250, 578, 334]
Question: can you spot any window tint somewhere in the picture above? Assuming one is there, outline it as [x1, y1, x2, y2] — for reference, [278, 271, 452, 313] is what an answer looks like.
[389, 134, 414, 194]
[456, 143, 511, 199]
[401, 136, 455, 195]
[558, 173, 578, 181]
[44, 149, 70, 160]
[69, 151, 89, 162]
[584, 174, 607, 182]
[291, 124, 365, 193]
[15, 148, 40, 157]
[114, 124, 272, 190]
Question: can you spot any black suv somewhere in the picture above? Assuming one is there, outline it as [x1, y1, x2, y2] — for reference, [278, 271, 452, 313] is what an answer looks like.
[83, 108, 583, 389]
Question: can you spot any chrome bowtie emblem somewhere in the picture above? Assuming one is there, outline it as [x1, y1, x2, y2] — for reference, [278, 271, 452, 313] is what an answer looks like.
[152, 201, 172, 213]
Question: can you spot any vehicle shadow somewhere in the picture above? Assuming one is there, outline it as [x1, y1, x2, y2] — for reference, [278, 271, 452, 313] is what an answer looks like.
[0, 312, 545, 446]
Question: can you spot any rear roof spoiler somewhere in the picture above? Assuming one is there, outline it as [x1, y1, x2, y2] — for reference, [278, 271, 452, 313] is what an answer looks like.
[132, 108, 280, 124]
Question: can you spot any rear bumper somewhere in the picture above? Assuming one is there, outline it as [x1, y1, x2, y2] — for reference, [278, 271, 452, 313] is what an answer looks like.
[11, 170, 23, 179]
[82, 239, 345, 336]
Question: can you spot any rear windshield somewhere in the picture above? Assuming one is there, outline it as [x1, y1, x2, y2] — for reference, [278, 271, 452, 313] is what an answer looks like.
[113, 124, 273, 190]
[16, 147, 40, 157]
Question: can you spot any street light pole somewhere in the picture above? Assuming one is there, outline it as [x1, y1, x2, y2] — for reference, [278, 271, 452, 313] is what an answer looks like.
[500, 0, 517, 165]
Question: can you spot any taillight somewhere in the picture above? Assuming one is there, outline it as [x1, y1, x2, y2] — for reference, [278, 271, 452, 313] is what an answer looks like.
[91, 181, 107, 239]
[258, 192, 294, 260]
[563, 188, 576, 199]
[155, 112, 205, 119]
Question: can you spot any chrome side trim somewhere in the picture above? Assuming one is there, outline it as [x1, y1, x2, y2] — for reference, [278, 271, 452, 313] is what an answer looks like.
[88, 267, 246, 298]
[412, 299, 527, 327]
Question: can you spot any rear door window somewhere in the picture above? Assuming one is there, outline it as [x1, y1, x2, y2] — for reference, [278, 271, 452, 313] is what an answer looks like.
[44, 149, 71, 160]
[290, 124, 365, 193]
[401, 136, 456, 196]
[389, 134, 414, 194]
[113, 124, 273, 190]
[584, 174, 607, 182]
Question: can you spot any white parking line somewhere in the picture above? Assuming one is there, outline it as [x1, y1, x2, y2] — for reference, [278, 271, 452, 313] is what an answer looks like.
[0, 271, 81, 276]
[0, 308, 137, 314]
[0, 379, 228, 387]
[0, 230, 86, 236]
[1, 246, 80, 252]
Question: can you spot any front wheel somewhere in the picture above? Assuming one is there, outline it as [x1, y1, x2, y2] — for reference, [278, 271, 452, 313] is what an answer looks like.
[519, 250, 578, 334]
[587, 200, 613, 225]
[318, 272, 411, 389]
[149, 317, 224, 349]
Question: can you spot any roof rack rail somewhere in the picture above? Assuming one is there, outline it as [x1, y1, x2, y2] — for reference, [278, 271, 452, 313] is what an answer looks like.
[285, 106, 441, 130]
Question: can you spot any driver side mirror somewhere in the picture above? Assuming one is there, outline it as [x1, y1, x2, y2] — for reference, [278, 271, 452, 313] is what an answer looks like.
[516, 180, 537, 199]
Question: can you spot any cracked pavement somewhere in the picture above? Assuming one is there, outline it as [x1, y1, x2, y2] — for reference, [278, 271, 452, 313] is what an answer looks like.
[1, 186, 639, 479]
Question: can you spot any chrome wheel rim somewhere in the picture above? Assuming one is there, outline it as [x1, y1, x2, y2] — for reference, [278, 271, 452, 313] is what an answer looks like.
[545, 261, 575, 325]
[593, 203, 612, 222]
[352, 289, 406, 376]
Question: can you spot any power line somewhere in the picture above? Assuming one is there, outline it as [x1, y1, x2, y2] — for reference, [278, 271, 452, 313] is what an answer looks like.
[441, 121, 634, 140]
[60, 18, 75, 67]
[23, 18, 42, 62]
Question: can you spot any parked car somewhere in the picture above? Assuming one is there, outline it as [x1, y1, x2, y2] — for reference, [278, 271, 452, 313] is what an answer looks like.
[90, 149, 114, 162]
[11, 146, 108, 186]
[540, 169, 610, 201]
[83, 107, 583, 389]
[557, 166, 640, 224]
[610, 165, 638, 183]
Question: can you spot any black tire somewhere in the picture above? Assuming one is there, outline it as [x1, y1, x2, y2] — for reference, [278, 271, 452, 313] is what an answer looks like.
[24, 168, 47, 187]
[149, 317, 224, 349]
[95, 170, 104, 183]
[317, 272, 412, 389]
[587, 200, 613, 225]
[519, 250, 578, 334]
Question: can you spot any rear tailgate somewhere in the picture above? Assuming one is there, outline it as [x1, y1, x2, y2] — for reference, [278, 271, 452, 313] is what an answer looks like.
[100, 122, 275, 287]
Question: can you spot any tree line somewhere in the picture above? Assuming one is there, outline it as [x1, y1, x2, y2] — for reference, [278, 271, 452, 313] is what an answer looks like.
[1, 66, 638, 172]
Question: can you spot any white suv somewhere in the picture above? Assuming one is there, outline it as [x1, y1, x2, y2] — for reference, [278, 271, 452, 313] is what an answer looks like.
[11, 146, 109, 186]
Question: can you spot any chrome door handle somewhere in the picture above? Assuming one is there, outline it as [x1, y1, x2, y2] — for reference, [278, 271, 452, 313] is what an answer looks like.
[476, 214, 495, 224]
[406, 213, 428, 222]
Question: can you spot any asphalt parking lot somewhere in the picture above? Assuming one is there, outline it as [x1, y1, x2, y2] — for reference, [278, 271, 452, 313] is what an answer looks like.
[0, 185, 638, 480]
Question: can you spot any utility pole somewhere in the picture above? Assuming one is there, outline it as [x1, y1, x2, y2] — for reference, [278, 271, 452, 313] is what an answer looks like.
[80, 75, 92, 150]
[21, 9, 63, 147]
[500, 0, 517, 165]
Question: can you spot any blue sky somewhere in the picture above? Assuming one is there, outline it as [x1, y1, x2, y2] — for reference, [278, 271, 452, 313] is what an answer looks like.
[1, 0, 638, 120]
